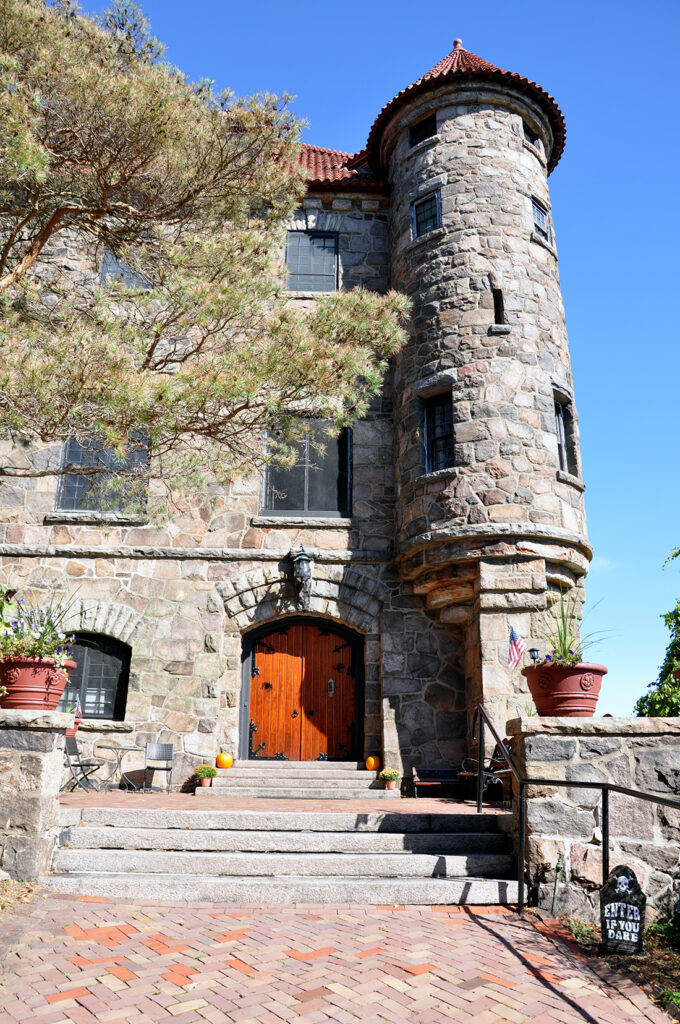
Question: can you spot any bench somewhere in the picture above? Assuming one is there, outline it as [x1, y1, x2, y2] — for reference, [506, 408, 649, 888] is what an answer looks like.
[411, 766, 462, 799]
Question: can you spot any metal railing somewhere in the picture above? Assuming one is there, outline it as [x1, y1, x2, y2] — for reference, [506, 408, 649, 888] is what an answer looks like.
[472, 704, 680, 915]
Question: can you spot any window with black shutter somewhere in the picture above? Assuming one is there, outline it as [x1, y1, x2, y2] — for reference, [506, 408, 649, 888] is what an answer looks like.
[285, 232, 338, 292]
[58, 634, 131, 721]
[55, 435, 149, 514]
[262, 420, 351, 517]
[424, 393, 454, 473]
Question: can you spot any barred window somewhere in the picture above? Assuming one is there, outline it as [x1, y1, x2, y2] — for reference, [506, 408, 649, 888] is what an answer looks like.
[285, 232, 338, 292]
[58, 634, 131, 721]
[412, 193, 441, 238]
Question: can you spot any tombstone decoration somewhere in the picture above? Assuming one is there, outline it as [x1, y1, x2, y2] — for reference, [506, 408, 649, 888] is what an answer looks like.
[600, 865, 645, 955]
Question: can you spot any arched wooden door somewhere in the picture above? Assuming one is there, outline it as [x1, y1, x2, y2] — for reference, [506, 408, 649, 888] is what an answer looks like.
[242, 620, 363, 761]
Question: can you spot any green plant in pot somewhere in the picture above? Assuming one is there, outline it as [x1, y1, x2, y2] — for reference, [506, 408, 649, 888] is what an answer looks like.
[379, 767, 401, 791]
[0, 589, 77, 711]
[195, 764, 218, 788]
[521, 589, 607, 717]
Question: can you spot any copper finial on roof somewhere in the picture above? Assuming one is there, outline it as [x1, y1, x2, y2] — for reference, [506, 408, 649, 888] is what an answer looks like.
[453, 38, 463, 49]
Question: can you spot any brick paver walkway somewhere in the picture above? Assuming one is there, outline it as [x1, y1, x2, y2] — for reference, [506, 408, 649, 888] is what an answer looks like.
[0, 897, 666, 1024]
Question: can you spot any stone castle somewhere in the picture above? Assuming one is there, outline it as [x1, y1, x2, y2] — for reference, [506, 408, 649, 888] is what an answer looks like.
[0, 40, 591, 783]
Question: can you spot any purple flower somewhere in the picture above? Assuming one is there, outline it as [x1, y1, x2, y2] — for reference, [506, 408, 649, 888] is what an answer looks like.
[545, 655, 552, 662]
[56, 646, 62, 653]
[568, 649, 574, 655]
[10, 621, 17, 627]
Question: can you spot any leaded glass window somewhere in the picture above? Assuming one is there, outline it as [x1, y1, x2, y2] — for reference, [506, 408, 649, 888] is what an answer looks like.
[285, 232, 338, 292]
[412, 193, 441, 238]
[58, 634, 131, 721]
[55, 435, 149, 514]
[262, 421, 351, 517]
[532, 198, 551, 242]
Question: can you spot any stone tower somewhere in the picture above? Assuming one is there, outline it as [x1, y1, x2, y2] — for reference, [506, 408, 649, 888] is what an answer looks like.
[368, 40, 591, 728]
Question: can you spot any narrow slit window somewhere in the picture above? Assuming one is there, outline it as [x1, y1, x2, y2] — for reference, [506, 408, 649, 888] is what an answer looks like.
[424, 393, 454, 473]
[523, 122, 541, 149]
[409, 113, 437, 148]
[532, 198, 551, 242]
[554, 396, 578, 476]
[412, 192, 441, 238]
[493, 288, 505, 325]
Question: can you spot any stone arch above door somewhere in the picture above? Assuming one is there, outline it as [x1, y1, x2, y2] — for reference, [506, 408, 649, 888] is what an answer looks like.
[217, 564, 388, 635]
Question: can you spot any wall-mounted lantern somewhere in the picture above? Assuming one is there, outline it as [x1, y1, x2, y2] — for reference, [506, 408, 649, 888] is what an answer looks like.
[292, 545, 314, 610]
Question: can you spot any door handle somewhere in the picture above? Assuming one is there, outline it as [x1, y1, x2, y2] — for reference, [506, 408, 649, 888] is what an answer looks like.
[327, 678, 335, 697]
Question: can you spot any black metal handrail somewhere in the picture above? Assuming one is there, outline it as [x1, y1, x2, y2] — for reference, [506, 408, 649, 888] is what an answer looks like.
[472, 704, 680, 915]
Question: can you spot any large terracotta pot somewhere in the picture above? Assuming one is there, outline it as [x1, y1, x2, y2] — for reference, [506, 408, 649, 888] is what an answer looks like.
[521, 663, 608, 717]
[0, 657, 76, 711]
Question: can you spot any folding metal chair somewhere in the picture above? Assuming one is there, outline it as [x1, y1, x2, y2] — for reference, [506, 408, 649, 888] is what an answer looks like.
[143, 742, 174, 793]
[60, 735, 105, 792]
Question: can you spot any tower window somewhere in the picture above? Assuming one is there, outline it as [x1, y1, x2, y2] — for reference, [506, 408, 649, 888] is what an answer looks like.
[523, 122, 541, 149]
[532, 198, 551, 242]
[423, 393, 454, 473]
[58, 633, 131, 721]
[409, 113, 437, 148]
[285, 231, 338, 292]
[262, 420, 351, 517]
[493, 288, 505, 325]
[411, 192, 441, 238]
[554, 394, 578, 476]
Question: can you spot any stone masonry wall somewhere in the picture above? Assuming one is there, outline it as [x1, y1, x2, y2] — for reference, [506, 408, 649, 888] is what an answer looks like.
[0, 710, 72, 878]
[508, 717, 680, 924]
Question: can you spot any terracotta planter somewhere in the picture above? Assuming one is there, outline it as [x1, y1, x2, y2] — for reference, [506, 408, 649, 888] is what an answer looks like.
[65, 719, 80, 738]
[522, 662, 608, 717]
[384, 779, 399, 790]
[0, 657, 76, 711]
[199, 776, 212, 787]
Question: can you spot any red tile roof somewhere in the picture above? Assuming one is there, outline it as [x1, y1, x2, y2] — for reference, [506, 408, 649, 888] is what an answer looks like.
[299, 41, 566, 191]
[298, 145, 386, 193]
[365, 40, 565, 175]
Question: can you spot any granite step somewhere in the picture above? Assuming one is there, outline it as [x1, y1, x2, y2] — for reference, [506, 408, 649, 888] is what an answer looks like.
[59, 826, 508, 854]
[41, 872, 519, 904]
[53, 848, 515, 878]
[194, 785, 400, 799]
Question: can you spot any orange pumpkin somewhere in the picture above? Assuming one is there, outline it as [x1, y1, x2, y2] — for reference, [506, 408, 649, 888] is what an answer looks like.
[365, 755, 381, 772]
[216, 753, 233, 770]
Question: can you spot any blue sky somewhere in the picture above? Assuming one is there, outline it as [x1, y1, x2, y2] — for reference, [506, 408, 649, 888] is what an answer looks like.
[86, 0, 680, 714]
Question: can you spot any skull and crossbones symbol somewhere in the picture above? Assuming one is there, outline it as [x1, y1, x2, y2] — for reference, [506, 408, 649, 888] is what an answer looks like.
[615, 876, 632, 895]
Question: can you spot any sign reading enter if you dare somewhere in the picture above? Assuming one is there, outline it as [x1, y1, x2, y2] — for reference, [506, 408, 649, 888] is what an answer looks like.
[600, 865, 645, 955]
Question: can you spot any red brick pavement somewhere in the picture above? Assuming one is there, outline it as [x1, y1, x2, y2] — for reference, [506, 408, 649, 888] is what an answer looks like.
[0, 897, 666, 1023]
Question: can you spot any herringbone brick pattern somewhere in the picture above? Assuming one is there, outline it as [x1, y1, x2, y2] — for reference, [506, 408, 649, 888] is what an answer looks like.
[0, 897, 666, 1023]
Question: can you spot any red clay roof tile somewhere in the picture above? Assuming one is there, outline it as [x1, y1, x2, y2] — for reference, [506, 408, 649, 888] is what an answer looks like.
[298, 145, 386, 192]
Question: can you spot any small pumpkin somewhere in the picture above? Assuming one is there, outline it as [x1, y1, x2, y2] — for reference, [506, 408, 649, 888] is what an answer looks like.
[216, 753, 234, 770]
[365, 755, 381, 772]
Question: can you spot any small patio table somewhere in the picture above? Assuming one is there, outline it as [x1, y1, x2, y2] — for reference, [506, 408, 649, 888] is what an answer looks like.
[96, 743, 144, 791]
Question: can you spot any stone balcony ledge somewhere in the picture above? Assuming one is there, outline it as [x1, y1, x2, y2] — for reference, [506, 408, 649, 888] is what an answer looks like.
[506, 716, 680, 737]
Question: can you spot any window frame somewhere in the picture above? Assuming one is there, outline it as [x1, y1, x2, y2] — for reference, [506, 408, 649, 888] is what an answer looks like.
[260, 422, 352, 518]
[554, 393, 578, 476]
[285, 230, 338, 293]
[409, 113, 437, 148]
[423, 392, 454, 474]
[523, 121, 541, 150]
[411, 192, 442, 239]
[532, 197, 551, 242]
[57, 633, 131, 722]
[54, 435, 150, 515]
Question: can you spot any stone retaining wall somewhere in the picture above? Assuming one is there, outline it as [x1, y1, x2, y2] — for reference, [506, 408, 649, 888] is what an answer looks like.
[0, 710, 72, 878]
[507, 717, 680, 923]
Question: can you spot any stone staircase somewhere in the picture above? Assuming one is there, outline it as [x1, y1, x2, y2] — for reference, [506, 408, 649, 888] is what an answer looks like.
[195, 759, 399, 800]
[44, 803, 518, 904]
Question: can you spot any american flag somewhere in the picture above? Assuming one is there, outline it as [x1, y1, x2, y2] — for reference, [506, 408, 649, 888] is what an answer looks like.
[508, 627, 527, 670]
[74, 695, 83, 721]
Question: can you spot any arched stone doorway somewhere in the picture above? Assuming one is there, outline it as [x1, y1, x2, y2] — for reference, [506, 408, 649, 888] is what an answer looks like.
[240, 618, 364, 761]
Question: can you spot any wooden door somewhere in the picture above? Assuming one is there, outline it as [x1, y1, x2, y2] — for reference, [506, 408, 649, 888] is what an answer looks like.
[247, 622, 360, 760]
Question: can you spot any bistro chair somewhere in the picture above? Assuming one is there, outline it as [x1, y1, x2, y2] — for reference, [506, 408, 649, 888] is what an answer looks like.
[143, 742, 174, 793]
[61, 735, 105, 792]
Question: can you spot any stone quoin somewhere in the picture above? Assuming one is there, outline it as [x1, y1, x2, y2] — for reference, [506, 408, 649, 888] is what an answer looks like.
[0, 40, 590, 783]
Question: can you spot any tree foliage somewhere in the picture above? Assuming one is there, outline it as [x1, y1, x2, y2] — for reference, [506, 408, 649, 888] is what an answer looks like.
[0, 0, 408, 507]
[635, 600, 680, 716]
